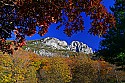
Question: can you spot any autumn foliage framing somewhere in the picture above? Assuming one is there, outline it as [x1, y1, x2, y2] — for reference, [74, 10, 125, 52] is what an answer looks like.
[0, 0, 115, 54]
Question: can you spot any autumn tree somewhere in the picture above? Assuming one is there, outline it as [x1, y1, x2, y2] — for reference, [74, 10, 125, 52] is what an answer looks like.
[93, 60, 119, 83]
[37, 56, 72, 83]
[0, 49, 42, 83]
[0, 53, 14, 82]
[67, 54, 124, 83]
[69, 55, 97, 83]
[97, 0, 125, 70]
[0, 0, 115, 54]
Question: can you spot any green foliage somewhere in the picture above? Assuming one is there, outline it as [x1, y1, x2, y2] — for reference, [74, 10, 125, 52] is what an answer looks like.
[116, 52, 125, 69]
[97, 0, 125, 69]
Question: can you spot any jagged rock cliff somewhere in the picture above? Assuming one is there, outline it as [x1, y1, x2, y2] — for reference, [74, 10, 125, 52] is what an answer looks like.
[70, 41, 93, 54]
[24, 37, 93, 56]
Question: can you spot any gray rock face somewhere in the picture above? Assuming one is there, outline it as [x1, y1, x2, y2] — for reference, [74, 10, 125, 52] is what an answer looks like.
[34, 49, 54, 56]
[42, 37, 68, 50]
[25, 37, 93, 56]
[69, 41, 93, 54]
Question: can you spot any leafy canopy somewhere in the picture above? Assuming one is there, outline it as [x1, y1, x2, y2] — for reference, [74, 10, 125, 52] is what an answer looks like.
[0, 0, 115, 54]
[97, 0, 125, 70]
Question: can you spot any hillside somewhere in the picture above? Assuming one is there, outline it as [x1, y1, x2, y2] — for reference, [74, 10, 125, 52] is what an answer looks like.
[0, 38, 125, 83]
[23, 37, 93, 56]
[0, 48, 125, 83]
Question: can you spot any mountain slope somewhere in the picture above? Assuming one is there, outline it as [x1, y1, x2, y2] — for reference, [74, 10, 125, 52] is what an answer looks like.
[23, 37, 93, 56]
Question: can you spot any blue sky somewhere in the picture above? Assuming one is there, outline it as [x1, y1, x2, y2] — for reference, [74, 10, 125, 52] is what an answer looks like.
[26, 0, 115, 51]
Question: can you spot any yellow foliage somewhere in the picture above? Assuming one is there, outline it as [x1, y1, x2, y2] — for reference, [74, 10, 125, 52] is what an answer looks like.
[0, 50, 125, 83]
[38, 56, 72, 83]
[0, 49, 41, 83]
[69, 55, 97, 83]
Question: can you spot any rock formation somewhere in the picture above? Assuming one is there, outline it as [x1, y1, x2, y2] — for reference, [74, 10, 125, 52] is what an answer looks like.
[24, 37, 93, 56]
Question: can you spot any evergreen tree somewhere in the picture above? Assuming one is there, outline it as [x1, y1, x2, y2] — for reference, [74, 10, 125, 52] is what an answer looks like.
[97, 0, 125, 70]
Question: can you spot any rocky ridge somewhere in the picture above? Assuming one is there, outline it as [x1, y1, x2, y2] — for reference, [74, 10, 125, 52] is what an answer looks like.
[24, 37, 93, 56]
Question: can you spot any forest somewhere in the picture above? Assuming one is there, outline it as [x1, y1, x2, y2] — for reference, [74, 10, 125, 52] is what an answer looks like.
[0, 49, 125, 83]
[0, 0, 125, 83]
